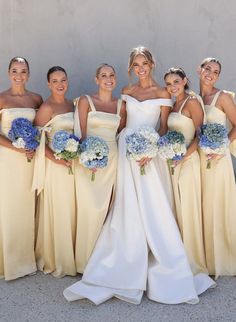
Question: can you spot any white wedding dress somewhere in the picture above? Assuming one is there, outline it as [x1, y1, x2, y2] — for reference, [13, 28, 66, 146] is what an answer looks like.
[64, 95, 215, 305]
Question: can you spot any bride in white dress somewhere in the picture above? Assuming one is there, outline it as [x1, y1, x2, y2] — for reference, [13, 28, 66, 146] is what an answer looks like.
[64, 47, 215, 305]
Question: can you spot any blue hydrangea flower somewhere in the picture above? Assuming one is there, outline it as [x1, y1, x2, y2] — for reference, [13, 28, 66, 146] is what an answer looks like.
[8, 117, 40, 154]
[157, 130, 186, 174]
[79, 136, 109, 181]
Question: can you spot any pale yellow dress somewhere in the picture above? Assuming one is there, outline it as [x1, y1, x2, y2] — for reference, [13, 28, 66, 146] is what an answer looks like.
[0, 108, 37, 280]
[33, 112, 77, 277]
[167, 97, 207, 274]
[74, 95, 121, 273]
[201, 90, 236, 277]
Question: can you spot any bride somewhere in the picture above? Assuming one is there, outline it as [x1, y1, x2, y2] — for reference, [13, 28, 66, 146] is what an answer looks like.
[64, 46, 215, 305]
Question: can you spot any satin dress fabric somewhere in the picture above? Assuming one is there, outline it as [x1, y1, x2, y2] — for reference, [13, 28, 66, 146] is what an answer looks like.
[0, 108, 37, 280]
[200, 90, 236, 277]
[63, 95, 215, 305]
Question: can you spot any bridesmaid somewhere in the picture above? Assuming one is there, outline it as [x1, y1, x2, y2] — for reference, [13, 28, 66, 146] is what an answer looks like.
[164, 67, 207, 274]
[199, 57, 236, 277]
[74, 63, 126, 273]
[33, 66, 77, 277]
[0, 56, 42, 280]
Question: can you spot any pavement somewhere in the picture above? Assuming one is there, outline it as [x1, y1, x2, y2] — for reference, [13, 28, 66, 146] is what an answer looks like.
[0, 273, 236, 322]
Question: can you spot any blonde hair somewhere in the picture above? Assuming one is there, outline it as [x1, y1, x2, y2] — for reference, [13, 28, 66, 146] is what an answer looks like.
[128, 46, 155, 76]
[95, 63, 115, 78]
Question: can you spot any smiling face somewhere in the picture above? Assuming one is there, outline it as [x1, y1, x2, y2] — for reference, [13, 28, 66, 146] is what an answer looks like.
[8, 61, 29, 87]
[199, 61, 220, 86]
[165, 73, 187, 98]
[48, 71, 68, 95]
[131, 54, 153, 80]
[95, 66, 116, 91]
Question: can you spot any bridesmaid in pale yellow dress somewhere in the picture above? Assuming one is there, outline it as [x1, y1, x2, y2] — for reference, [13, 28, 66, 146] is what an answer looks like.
[74, 64, 126, 273]
[0, 57, 42, 280]
[199, 57, 236, 277]
[33, 66, 77, 277]
[164, 67, 208, 275]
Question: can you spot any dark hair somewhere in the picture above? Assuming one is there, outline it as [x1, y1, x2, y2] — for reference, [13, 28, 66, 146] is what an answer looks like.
[47, 66, 67, 81]
[164, 67, 190, 90]
[95, 63, 115, 78]
[200, 57, 221, 74]
[8, 56, 30, 72]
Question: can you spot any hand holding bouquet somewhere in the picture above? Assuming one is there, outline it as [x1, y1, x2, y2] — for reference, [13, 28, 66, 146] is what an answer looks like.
[198, 123, 229, 169]
[126, 126, 159, 175]
[157, 130, 186, 175]
[8, 117, 40, 162]
[52, 130, 80, 174]
[79, 136, 109, 181]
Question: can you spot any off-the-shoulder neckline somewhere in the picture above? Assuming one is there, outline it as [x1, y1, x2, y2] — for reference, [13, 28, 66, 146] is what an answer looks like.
[122, 94, 171, 103]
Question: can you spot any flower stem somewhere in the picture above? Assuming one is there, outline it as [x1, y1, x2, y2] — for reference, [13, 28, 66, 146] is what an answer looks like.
[167, 159, 174, 175]
[140, 165, 146, 175]
[91, 172, 95, 181]
[68, 166, 73, 175]
[206, 160, 211, 169]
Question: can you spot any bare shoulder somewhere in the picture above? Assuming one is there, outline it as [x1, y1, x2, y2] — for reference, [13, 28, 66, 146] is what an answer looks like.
[122, 84, 136, 95]
[186, 95, 202, 111]
[0, 90, 11, 108]
[78, 95, 90, 105]
[156, 86, 171, 99]
[29, 91, 43, 108]
[37, 100, 53, 114]
[219, 90, 235, 104]
[77, 95, 90, 112]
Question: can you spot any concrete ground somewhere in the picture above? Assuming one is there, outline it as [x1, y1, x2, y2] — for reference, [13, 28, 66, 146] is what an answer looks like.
[0, 273, 236, 322]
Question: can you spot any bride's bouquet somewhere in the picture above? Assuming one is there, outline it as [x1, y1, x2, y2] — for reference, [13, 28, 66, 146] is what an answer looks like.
[8, 117, 40, 162]
[79, 136, 109, 181]
[157, 130, 186, 175]
[52, 130, 80, 174]
[125, 126, 159, 175]
[198, 123, 229, 169]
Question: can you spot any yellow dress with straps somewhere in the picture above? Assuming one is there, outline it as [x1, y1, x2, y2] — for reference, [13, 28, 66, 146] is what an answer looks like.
[167, 97, 207, 274]
[33, 112, 77, 277]
[74, 95, 121, 273]
[0, 108, 37, 280]
[200, 90, 236, 277]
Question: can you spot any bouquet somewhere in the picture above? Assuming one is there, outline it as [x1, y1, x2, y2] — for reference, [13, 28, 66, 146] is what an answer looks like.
[198, 123, 229, 169]
[52, 130, 80, 174]
[8, 117, 40, 162]
[125, 126, 159, 175]
[157, 130, 186, 175]
[79, 136, 109, 181]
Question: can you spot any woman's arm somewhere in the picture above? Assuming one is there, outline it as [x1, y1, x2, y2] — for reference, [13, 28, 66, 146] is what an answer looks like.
[77, 96, 90, 140]
[183, 97, 204, 159]
[118, 101, 127, 133]
[219, 92, 236, 142]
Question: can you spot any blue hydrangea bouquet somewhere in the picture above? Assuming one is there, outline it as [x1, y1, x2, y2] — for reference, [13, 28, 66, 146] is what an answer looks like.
[125, 126, 159, 175]
[198, 123, 229, 169]
[79, 136, 109, 181]
[8, 117, 40, 162]
[52, 130, 80, 174]
[157, 130, 186, 175]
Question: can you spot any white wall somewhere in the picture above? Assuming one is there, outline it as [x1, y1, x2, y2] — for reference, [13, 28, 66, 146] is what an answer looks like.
[1, 0, 236, 100]
[1, 0, 236, 170]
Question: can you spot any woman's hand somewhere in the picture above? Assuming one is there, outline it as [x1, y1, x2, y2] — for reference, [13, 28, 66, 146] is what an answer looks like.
[137, 157, 152, 167]
[25, 149, 35, 161]
[53, 158, 72, 168]
[206, 153, 224, 161]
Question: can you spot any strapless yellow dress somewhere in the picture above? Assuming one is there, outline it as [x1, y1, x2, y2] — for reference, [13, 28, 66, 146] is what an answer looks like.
[167, 97, 207, 274]
[74, 95, 121, 273]
[0, 108, 37, 280]
[200, 90, 236, 277]
[33, 112, 77, 277]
